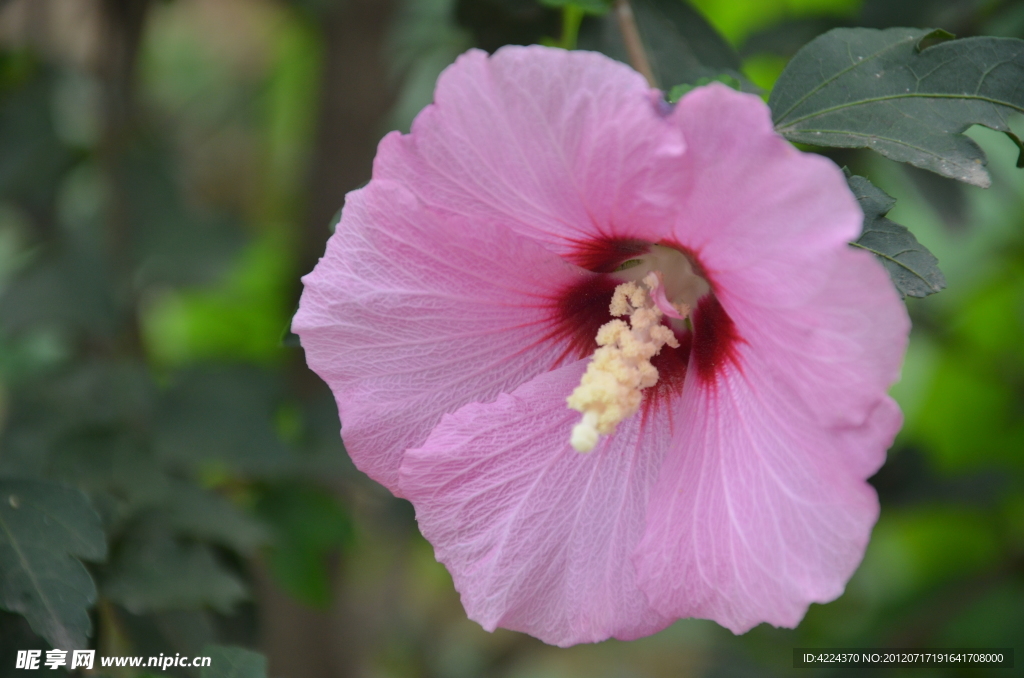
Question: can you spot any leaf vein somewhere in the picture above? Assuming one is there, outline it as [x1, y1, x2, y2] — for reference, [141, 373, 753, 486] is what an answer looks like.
[776, 92, 1024, 130]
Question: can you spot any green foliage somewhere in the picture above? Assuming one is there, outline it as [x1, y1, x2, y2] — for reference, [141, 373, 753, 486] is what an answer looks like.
[869, 508, 1001, 600]
[141, 229, 293, 367]
[153, 367, 292, 472]
[255, 483, 354, 609]
[0, 479, 107, 649]
[201, 645, 267, 678]
[0, 55, 76, 213]
[455, 0, 560, 54]
[117, 140, 244, 288]
[690, 0, 862, 45]
[163, 482, 269, 555]
[771, 28, 1024, 187]
[739, 53, 787, 92]
[1, 0, 1023, 673]
[101, 519, 247, 615]
[539, 0, 610, 15]
[911, 350, 1024, 473]
[578, 0, 755, 92]
[847, 174, 945, 298]
[0, 610, 52, 675]
[666, 73, 741, 103]
[0, 2, 333, 667]
[939, 582, 1024, 648]
[390, 0, 473, 133]
[954, 270, 1024, 363]
[888, 122, 1024, 471]
[0, 247, 118, 343]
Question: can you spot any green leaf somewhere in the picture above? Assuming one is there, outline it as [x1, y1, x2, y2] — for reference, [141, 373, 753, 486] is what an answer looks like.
[164, 481, 269, 555]
[688, 0, 862, 46]
[771, 28, 1024, 187]
[0, 60, 76, 212]
[847, 174, 946, 298]
[201, 645, 267, 678]
[870, 508, 1000, 599]
[255, 484, 354, 609]
[154, 367, 290, 472]
[118, 140, 244, 287]
[0, 479, 107, 649]
[667, 73, 742, 102]
[539, 0, 611, 15]
[0, 608, 50, 661]
[579, 0, 755, 92]
[0, 248, 118, 341]
[49, 432, 169, 530]
[907, 330, 1024, 473]
[101, 520, 247, 614]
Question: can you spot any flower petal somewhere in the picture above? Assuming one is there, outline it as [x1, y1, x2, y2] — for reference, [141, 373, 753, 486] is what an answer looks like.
[635, 248, 907, 633]
[399, 362, 673, 647]
[727, 249, 910, 464]
[375, 46, 686, 260]
[664, 84, 864, 308]
[293, 181, 590, 492]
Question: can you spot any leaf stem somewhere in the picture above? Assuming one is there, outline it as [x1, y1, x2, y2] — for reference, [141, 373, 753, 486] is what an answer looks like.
[614, 0, 656, 87]
[559, 5, 584, 50]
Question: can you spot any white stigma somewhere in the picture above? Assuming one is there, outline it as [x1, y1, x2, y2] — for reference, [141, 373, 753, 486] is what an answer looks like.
[567, 272, 684, 453]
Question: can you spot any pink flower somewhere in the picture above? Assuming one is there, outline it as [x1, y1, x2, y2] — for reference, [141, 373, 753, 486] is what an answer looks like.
[294, 46, 909, 646]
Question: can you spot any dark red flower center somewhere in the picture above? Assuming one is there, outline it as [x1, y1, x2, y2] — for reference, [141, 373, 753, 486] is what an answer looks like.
[546, 236, 742, 421]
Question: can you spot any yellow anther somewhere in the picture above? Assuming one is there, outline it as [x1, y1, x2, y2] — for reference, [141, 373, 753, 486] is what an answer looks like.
[567, 273, 680, 452]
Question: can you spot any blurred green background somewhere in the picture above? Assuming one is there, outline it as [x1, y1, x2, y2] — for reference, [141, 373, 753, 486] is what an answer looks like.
[0, 0, 1022, 677]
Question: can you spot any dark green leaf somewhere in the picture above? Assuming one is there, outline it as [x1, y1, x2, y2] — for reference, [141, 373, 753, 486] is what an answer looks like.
[101, 520, 247, 614]
[0, 359, 155, 479]
[771, 28, 1024, 187]
[539, 0, 610, 15]
[0, 609, 50, 664]
[164, 482, 269, 555]
[455, 0, 560, 54]
[154, 367, 290, 472]
[0, 479, 106, 649]
[0, 60, 76, 213]
[847, 174, 946, 298]
[50, 433, 169, 530]
[201, 646, 267, 678]
[118, 140, 244, 287]
[115, 609, 217, 662]
[578, 0, 755, 92]
[44, 360, 154, 430]
[667, 74, 742, 103]
[255, 484, 354, 609]
[281, 303, 301, 348]
[0, 247, 118, 340]
[280, 327, 301, 348]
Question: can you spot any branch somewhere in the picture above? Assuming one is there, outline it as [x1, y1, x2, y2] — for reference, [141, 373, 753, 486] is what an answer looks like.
[614, 0, 656, 87]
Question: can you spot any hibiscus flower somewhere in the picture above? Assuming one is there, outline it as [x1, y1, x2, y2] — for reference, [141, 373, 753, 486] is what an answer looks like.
[293, 45, 909, 647]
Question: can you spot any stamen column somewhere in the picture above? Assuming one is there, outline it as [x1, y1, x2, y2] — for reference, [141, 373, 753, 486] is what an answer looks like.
[567, 273, 680, 452]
